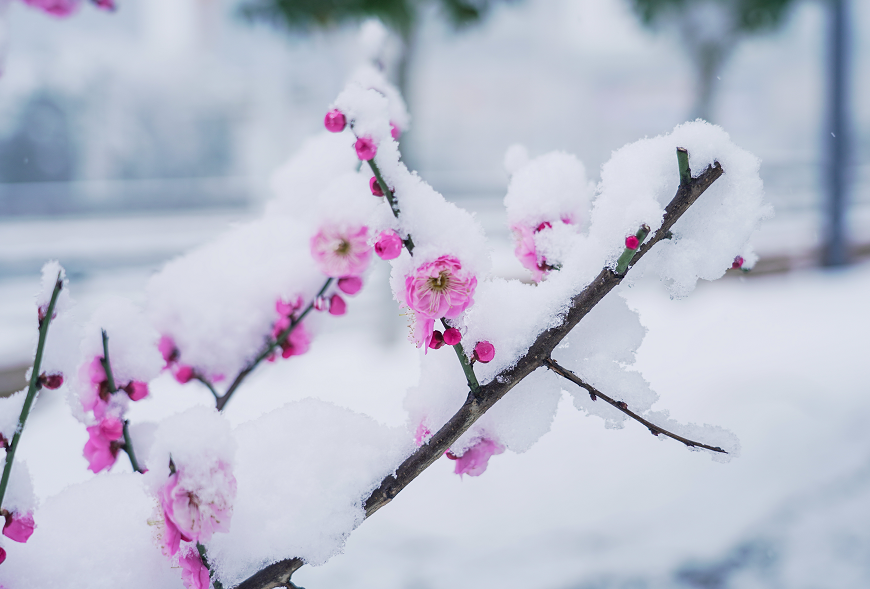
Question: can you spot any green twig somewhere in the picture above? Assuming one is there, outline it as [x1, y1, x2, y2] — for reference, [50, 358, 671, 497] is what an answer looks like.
[101, 330, 145, 473]
[0, 272, 63, 509]
[368, 159, 415, 253]
[614, 224, 651, 275]
[677, 147, 691, 186]
[441, 319, 480, 396]
[197, 542, 225, 589]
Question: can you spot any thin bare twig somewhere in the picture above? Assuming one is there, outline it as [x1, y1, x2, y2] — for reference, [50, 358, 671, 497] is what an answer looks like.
[232, 150, 724, 589]
[543, 358, 725, 453]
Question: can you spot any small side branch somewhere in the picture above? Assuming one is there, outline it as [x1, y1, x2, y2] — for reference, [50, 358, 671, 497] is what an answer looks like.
[543, 358, 725, 454]
[441, 319, 480, 396]
[0, 272, 63, 509]
[234, 557, 304, 589]
[101, 330, 146, 473]
[216, 278, 334, 412]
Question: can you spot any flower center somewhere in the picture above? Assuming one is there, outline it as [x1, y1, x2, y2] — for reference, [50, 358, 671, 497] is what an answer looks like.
[426, 271, 451, 293]
[335, 239, 351, 256]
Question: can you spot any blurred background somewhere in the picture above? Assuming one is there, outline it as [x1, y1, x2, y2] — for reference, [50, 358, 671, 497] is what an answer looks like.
[1, 0, 869, 587]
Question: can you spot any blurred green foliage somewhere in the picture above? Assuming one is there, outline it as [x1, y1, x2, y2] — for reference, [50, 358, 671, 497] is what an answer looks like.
[630, 0, 797, 33]
[239, 0, 502, 39]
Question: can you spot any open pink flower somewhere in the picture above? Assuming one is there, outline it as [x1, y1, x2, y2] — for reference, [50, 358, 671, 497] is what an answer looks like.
[404, 256, 477, 349]
[83, 422, 121, 473]
[512, 224, 547, 282]
[447, 438, 504, 477]
[159, 462, 236, 554]
[179, 548, 211, 589]
[2, 511, 36, 543]
[310, 225, 372, 278]
[21, 0, 80, 17]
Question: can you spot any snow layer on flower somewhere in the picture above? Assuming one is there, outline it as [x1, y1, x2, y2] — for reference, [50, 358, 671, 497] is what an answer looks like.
[144, 406, 235, 489]
[404, 349, 471, 441]
[0, 475, 182, 589]
[591, 120, 771, 297]
[150, 134, 376, 379]
[504, 150, 594, 230]
[2, 459, 36, 516]
[0, 388, 25, 442]
[209, 399, 413, 585]
[147, 217, 325, 379]
[79, 297, 162, 386]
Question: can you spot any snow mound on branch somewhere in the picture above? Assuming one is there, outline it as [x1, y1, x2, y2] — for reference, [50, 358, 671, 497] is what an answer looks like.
[592, 120, 771, 297]
[209, 399, 414, 585]
[0, 475, 182, 589]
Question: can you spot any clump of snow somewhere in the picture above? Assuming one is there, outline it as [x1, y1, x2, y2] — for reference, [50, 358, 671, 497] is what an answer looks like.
[35, 260, 70, 316]
[2, 459, 36, 516]
[0, 475, 182, 589]
[505, 150, 594, 231]
[0, 388, 26, 443]
[591, 120, 771, 297]
[208, 399, 413, 585]
[79, 297, 163, 387]
[144, 405, 236, 486]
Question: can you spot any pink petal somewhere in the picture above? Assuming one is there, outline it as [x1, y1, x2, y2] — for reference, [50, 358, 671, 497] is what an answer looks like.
[3, 512, 36, 543]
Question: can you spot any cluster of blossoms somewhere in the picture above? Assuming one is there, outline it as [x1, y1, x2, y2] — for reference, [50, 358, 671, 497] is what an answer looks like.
[404, 256, 477, 351]
[154, 461, 236, 589]
[78, 355, 149, 473]
[267, 297, 312, 362]
[19, 0, 114, 18]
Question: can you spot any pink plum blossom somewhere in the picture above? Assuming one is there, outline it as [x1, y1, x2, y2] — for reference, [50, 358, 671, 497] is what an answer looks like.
[447, 438, 504, 477]
[428, 330, 444, 350]
[20, 0, 80, 17]
[40, 373, 64, 389]
[2, 511, 36, 543]
[329, 294, 347, 316]
[310, 225, 372, 278]
[512, 224, 547, 282]
[159, 462, 236, 555]
[179, 548, 211, 589]
[369, 176, 384, 196]
[354, 136, 377, 160]
[174, 365, 195, 384]
[732, 256, 745, 269]
[124, 381, 149, 401]
[390, 122, 401, 140]
[414, 421, 431, 446]
[78, 356, 108, 417]
[374, 231, 403, 260]
[280, 323, 311, 358]
[158, 335, 178, 366]
[83, 423, 120, 473]
[443, 328, 462, 346]
[405, 255, 476, 321]
[323, 109, 346, 133]
[337, 276, 363, 295]
[473, 341, 495, 363]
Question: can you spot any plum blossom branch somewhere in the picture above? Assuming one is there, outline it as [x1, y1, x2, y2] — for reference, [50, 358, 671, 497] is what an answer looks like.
[0, 272, 63, 510]
[215, 278, 334, 412]
[441, 318, 480, 395]
[100, 329, 145, 474]
[233, 150, 725, 588]
[543, 358, 725, 453]
[367, 157, 415, 253]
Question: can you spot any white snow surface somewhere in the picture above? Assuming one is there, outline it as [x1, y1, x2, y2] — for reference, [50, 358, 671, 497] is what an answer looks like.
[209, 398, 414, 585]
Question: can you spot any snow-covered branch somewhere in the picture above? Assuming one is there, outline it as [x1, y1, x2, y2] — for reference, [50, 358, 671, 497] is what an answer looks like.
[232, 149, 725, 589]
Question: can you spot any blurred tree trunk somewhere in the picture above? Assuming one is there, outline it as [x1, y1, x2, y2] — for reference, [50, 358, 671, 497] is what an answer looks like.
[823, 0, 850, 266]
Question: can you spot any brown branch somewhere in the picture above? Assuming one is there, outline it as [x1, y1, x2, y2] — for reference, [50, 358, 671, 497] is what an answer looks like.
[543, 358, 725, 453]
[231, 150, 724, 588]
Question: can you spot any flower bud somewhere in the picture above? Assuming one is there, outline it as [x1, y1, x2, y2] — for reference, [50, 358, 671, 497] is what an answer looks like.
[473, 341, 495, 363]
[355, 136, 377, 161]
[625, 235, 640, 250]
[443, 328, 462, 346]
[369, 176, 384, 197]
[324, 109, 346, 133]
[374, 231, 403, 260]
[428, 330, 445, 350]
[337, 276, 363, 295]
[328, 294, 347, 316]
